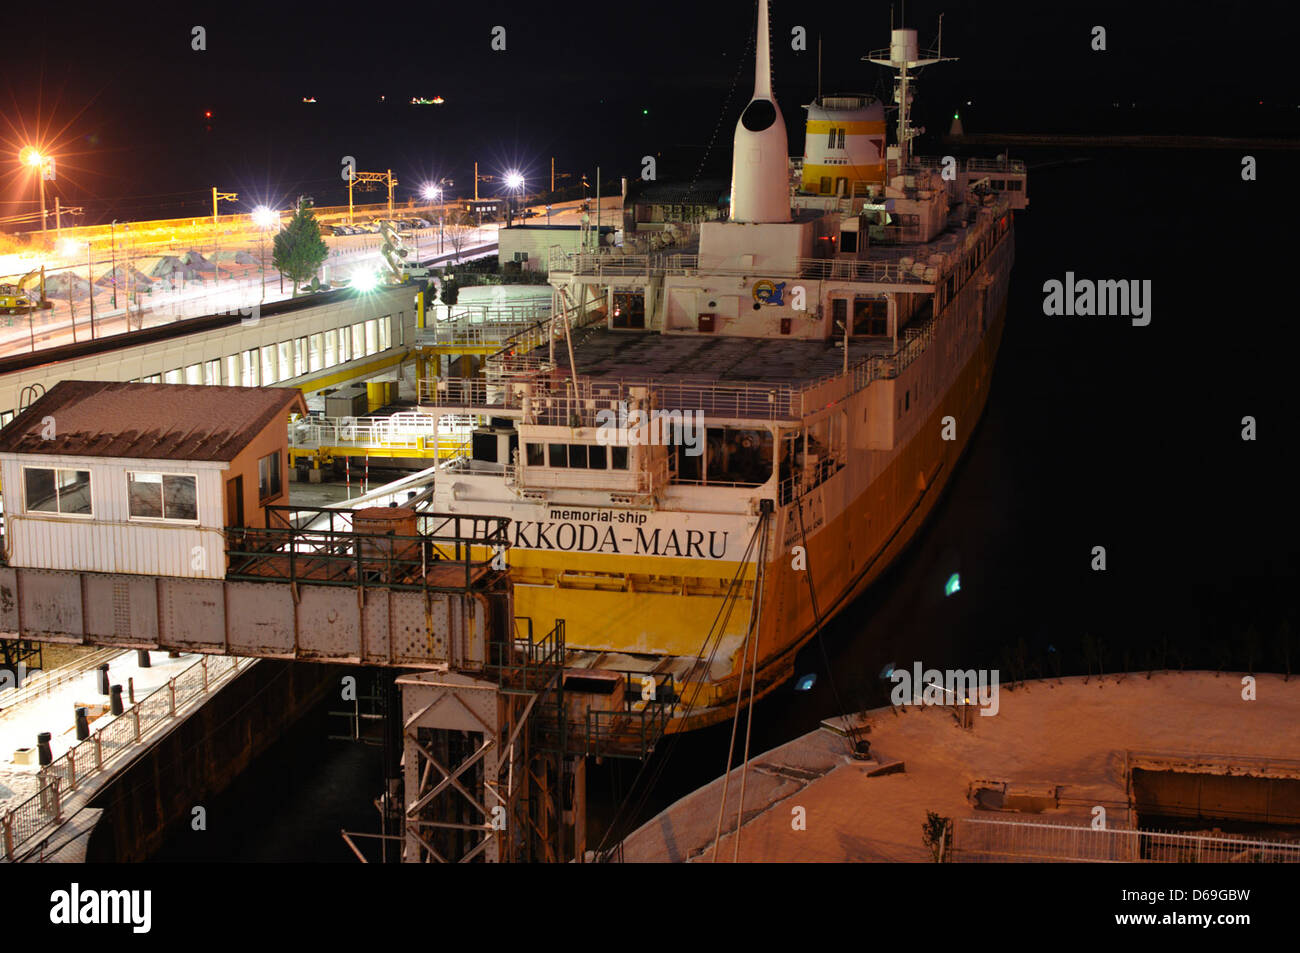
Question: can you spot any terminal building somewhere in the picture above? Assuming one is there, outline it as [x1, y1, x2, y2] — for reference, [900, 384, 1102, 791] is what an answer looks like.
[0, 381, 306, 579]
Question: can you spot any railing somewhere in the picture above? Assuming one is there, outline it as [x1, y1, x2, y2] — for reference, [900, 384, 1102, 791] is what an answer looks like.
[290, 413, 475, 454]
[2, 653, 247, 861]
[0, 647, 120, 713]
[224, 506, 511, 593]
[486, 619, 566, 694]
[951, 817, 1300, 863]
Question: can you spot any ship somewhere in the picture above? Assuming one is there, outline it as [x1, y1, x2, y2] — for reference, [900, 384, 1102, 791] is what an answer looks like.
[419, 2, 1028, 735]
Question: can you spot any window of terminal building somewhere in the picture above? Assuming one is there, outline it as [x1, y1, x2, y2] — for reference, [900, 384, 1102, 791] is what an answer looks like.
[852, 295, 888, 336]
[23, 467, 92, 516]
[294, 337, 308, 377]
[309, 333, 324, 373]
[205, 360, 221, 386]
[226, 355, 240, 386]
[261, 345, 276, 384]
[278, 341, 293, 380]
[128, 471, 198, 522]
[325, 331, 338, 368]
[352, 323, 365, 359]
[258, 451, 284, 503]
[164, 368, 183, 385]
[339, 329, 351, 364]
[365, 319, 379, 356]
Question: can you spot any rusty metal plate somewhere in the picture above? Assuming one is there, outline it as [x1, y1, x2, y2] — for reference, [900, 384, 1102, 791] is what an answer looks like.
[0, 568, 19, 632]
[361, 589, 391, 665]
[391, 591, 437, 666]
[82, 574, 160, 645]
[225, 581, 294, 656]
[18, 569, 85, 641]
[296, 585, 362, 661]
[158, 578, 227, 649]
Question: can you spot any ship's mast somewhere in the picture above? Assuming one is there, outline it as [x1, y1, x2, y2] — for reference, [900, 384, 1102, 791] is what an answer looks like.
[865, 25, 956, 167]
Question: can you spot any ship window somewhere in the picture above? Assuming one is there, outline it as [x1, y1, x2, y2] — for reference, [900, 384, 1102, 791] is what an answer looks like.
[991, 180, 1005, 190]
[612, 291, 646, 329]
[548, 444, 568, 468]
[832, 298, 848, 331]
[674, 437, 703, 483]
[827, 128, 836, 148]
[1006, 179, 1023, 191]
[837, 129, 846, 149]
[611, 447, 629, 470]
[23, 467, 92, 516]
[526, 443, 544, 466]
[705, 427, 773, 487]
[568, 445, 590, 469]
[841, 230, 858, 253]
[852, 296, 888, 336]
[905, 390, 910, 412]
[819, 176, 832, 194]
[589, 445, 607, 469]
[128, 471, 198, 522]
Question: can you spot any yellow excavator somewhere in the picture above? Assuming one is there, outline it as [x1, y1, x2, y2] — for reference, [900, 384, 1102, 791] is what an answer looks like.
[0, 267, 53, 320]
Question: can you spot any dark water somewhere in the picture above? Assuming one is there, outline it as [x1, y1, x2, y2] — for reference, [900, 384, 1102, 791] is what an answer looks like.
[149, 147, 1299, 859]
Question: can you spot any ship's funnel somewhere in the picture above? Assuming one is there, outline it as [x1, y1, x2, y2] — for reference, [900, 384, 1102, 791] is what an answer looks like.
[729, 0, 790, 223]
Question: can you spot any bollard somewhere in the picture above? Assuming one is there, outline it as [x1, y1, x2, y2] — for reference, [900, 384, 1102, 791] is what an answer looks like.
[137, 650, 151, 668]
[75, 707, 90, 741]
[168, 650, 181, 659]
[36, 732, 52, 766]
[128, 677, 135, 704]
[97, 663, 111, 695]
[110, 685, 124, 716]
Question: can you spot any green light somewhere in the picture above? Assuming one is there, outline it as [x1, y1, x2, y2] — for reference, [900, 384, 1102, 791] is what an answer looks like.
[944, 572, 961, 597]
[953, 112, 960, 119]
[642, 108, 649, 115]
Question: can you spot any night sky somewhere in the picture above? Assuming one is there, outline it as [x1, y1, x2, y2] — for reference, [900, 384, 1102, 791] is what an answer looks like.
[3, 0, 1297, 224]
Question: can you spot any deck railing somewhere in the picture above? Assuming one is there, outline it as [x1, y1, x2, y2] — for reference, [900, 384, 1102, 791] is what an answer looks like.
[2, 653, 247, 861]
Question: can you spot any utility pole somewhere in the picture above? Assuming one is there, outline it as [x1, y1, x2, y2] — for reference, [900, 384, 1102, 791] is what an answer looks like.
[551, 157, 555, 194]
[387, 169, 396, 219]
[55, 197, 62, 238]
[87, 242, 95, 339]
[474, 161, 479, 201]
[596, 167, 601, 251]
[110, 221, 118, 308]
[348, 173, 355, 224]
[212, 187, 238, 259]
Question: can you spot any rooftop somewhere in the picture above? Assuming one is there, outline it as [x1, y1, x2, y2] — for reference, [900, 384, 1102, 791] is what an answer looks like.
[545, 328, 859, 385]
[0, 381, 307, 461]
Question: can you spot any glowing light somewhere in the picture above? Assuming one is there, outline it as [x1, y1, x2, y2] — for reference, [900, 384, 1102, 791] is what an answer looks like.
[504, 171, 524, 191]
[352, 271, 379, 292]
[58, 238, 82, 257]
[944, 572, 961, 597]
[19, 147, 44, 167]
[421, 185, 442, 200]
[251, 206, 276, 228]
[795, 673, 817, 692]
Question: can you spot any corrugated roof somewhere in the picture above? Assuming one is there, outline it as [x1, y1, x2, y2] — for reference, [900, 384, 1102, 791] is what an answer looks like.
[0, 381, 308, 461]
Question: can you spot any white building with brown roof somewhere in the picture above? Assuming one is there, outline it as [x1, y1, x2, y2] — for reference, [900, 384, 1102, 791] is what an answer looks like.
[0, 381, 306, 579]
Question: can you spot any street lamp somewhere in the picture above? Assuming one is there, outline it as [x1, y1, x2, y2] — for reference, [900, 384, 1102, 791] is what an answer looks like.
[19, 147, 51, 236]
[504, 171, 524, 227]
